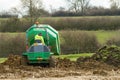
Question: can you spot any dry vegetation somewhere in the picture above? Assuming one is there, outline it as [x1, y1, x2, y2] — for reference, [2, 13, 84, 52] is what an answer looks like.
[0, 33, 26, 57]
[0, 16, 120, 32]
[0, 30, 120, 57]
[60, 30, 99, 53]
[0, 31, 99, 57]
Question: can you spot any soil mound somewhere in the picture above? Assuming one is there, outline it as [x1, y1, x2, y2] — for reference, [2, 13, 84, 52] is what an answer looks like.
[76, 46, 120, 70]
[2, 55, 21, 66]
[92, 46, 120, 67]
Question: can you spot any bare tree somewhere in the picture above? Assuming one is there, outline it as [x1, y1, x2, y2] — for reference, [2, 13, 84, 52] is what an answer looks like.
[10, 7, 23, 17]
[110, 0, 120, 9]
[20, 0, 43, 24]
[66, 0, 91, 15]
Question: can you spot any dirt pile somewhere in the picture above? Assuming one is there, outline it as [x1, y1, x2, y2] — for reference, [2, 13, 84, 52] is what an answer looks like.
[76, 46, 120, 70]
[92, 46, 120, 67]
[2, 55, 21, 66]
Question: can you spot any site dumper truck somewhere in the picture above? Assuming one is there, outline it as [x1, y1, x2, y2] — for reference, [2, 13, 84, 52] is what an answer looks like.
[21, 23, 60, 67]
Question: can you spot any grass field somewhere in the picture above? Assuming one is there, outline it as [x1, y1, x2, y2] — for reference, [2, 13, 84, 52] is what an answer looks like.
[55, 53, 94, 61]
[0, 58, 7, 63]
[37, 16, 120, 21]
[90, 30, 120, 44]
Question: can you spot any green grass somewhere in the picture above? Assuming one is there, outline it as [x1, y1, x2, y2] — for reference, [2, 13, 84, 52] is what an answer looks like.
[0, 58, 7, 63]
[91, 30, 120, 44]
[55, 53, 94, 61]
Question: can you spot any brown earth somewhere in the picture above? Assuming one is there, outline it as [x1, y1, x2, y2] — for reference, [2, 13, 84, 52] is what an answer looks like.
[0, 55, 119, 79]
[0, 46, 120, 79]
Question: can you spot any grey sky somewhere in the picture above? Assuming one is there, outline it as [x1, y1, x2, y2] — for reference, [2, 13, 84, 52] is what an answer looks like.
[0, 0, 110, 12]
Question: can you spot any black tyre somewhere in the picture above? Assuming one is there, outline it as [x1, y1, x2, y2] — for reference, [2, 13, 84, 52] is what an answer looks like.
[21, 56, 28, 66]
[49, 56, 56, 68]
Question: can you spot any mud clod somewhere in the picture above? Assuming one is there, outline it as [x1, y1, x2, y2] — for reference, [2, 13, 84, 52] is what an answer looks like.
[2, 55, 21, 66]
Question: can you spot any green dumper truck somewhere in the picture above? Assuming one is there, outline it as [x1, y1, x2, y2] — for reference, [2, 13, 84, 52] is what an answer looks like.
[21, 23, 60, 67]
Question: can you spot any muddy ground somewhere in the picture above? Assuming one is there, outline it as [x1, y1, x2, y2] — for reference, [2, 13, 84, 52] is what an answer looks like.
[0, 64, 120, 80]
[0, 46, 120, 80]
[0, 56, 120, 80]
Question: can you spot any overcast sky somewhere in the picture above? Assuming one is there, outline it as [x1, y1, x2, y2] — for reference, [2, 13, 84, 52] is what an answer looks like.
[0, 0, 110, 12]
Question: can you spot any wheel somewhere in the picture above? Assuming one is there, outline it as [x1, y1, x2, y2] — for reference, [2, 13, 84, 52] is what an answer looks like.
[49, 56, 56, 68]
[21, 56, 28, 66]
